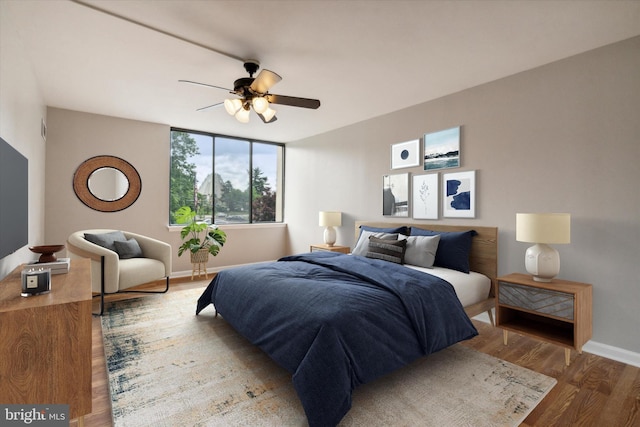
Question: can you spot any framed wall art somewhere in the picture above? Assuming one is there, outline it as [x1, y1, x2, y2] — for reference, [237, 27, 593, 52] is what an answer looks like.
[443, 170, 475, 218]
[383, 173, 409, 217]
[412, 174, 438, 220]
[391, 139, 420, 169]
[424, 126, 460, 171]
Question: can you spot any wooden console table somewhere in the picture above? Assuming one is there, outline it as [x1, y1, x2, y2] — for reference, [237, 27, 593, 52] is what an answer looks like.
[0, 258, 92, 426]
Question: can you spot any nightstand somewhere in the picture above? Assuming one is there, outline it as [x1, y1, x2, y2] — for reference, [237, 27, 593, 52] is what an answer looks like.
[310, 244, 350, 254]
[496, 273, 592, 366]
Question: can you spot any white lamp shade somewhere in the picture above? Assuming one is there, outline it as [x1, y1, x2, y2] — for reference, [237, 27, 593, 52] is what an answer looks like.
[319, 211, 342, 227]
[261, 107, 277, 122]
[252, 97, 269, 114]
[235, 107, 250, 123]
[224, 98, 242, 115]
[516, 213, 570, 244]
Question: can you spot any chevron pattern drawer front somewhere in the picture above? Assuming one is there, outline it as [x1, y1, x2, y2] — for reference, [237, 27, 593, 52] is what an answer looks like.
[498, 282, 574, 320]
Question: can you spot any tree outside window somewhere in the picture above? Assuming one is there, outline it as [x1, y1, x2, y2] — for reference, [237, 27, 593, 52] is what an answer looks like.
[170, 129, 283, 225]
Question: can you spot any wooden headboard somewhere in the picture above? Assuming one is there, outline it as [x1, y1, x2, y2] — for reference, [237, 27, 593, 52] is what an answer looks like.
[354, 221, 498, 283]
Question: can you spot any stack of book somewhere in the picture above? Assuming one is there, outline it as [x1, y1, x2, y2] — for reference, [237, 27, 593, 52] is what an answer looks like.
[25, 257, 71, 275]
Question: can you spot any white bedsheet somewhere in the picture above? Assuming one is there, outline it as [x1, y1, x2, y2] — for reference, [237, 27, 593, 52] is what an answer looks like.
[405, 265, 491, 308]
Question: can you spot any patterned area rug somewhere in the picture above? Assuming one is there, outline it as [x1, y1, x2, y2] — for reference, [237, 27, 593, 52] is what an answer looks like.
[101, 287, 556, 426]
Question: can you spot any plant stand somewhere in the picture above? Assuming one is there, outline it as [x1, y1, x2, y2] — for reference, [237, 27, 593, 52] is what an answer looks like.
[190, 248, 209, 280]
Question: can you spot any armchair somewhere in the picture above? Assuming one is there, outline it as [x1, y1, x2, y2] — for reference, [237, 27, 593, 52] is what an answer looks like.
[67, 229, 172, 315]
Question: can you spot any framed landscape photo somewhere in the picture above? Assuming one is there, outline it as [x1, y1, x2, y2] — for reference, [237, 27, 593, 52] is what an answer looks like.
[391, 139, 420, 169]
[412, 174, 438, 220]
[383, 173, 409, 217]
[443, 170, 475, 218]
[424, 126, 460, 171]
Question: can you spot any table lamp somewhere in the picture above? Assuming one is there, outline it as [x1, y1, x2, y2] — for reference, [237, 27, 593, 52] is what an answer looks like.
[319, 211, 342, 246]
[516, 213, 571, 282]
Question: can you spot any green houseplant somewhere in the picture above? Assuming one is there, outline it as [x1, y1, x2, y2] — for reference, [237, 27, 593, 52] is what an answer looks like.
[175, 206, 227, 260]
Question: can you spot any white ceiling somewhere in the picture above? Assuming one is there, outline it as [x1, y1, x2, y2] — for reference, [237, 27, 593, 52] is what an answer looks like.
[4, 0, 640, 142]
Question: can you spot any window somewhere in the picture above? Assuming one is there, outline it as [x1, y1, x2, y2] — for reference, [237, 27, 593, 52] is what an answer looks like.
[169, 129, 284, 225]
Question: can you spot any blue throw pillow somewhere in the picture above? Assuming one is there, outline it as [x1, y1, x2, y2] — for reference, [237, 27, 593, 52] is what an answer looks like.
[359, 225, 409, 236]
[409, 228, 476, 273]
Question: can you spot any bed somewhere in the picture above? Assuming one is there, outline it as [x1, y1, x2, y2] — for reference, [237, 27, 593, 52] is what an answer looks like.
[196, 221, 497, 427]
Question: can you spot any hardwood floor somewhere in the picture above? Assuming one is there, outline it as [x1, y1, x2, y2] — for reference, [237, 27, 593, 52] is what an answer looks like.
[72, 281, 640, 426]
[462, 324, 640, 426]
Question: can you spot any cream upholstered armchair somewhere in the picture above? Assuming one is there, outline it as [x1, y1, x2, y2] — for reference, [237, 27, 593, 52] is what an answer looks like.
[67, 229, 171, 315]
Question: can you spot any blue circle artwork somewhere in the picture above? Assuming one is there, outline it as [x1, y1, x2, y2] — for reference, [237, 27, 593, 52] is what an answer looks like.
[400, 149, 409, 160]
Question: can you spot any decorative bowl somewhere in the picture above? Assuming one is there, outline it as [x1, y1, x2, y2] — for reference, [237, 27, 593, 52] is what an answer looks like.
[29, 244, 65, 263]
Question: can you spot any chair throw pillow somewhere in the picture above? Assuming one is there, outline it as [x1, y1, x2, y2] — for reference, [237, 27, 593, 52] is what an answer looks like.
[366, 236, 407, 264]
[114, 238, 143, 259]
[84, 231, 127, 252]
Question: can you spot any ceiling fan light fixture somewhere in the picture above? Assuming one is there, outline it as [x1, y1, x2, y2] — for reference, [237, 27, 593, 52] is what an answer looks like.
[224, 98, 242, 115]
[262, 107, 277, 122]
[235, 107, 251, 123]
[252, 96, 269, 114]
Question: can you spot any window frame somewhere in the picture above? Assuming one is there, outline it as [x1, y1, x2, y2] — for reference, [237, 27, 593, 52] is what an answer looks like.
[170, 127, 285, 225]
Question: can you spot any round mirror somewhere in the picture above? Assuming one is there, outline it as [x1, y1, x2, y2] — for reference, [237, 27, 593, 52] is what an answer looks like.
[88, 167, 129, 201]
[73, 155, 141, 212]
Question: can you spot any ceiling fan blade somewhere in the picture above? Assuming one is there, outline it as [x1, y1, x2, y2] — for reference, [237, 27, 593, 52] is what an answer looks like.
[196, 102, 223, 111]
[266, 94, 321, 109]
[179, 80, 232, 92]
[250, 69, 282, 94]
[257, 112, 278, 124]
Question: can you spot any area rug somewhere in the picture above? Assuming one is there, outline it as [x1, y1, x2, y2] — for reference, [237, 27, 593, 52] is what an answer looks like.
[101, 287, 556, 427]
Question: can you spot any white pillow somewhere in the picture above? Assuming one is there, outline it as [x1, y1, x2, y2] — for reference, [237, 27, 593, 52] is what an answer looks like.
[400, 234, 441, 268]
[352, 231, 398, 256]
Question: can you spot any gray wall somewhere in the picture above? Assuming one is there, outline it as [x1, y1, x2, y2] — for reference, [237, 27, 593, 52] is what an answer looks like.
[0, 6, 46, 278]
[44, 108, 289, 275]
[285, 37, 640, 354]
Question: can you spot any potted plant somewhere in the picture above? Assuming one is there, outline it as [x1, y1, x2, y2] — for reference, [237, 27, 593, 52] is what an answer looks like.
[175, 206, 227, 263]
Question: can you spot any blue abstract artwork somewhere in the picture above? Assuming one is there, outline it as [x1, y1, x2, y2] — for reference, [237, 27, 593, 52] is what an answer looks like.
[443, 170, 475, 218]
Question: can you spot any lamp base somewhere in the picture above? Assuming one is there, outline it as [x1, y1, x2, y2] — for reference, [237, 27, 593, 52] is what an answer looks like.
[323, 226, 336, 247]
[525, 243, 560, 282]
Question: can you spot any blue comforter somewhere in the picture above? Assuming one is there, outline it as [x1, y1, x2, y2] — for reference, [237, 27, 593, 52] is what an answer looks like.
[196, 252, 477, 426]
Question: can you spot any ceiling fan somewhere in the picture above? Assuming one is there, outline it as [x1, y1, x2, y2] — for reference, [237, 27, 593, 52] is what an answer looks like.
[180, 60, 321, 124]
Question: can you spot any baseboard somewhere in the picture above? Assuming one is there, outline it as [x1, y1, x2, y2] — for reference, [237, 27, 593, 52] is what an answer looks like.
[473, 312, 640, 368]
[172, 260, 277, 281]
[581, 341, 640, 368]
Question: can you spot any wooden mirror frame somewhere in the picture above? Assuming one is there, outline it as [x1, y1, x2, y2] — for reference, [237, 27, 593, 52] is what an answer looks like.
[73, 155, 141, 212]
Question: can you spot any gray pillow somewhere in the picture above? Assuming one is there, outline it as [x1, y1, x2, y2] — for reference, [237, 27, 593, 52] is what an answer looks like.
[84, 231, 127, 252]
[400, 234, 441, 268]
[366, 236, 407, 264]
[114, 238, 143, 259]
[352, 231, 398, 256]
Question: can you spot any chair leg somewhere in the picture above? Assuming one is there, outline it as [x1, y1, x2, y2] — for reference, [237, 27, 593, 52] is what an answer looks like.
[119, 276, 170, 295]
[93, 277, 169, 316]
[93, 255, 170, 316]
